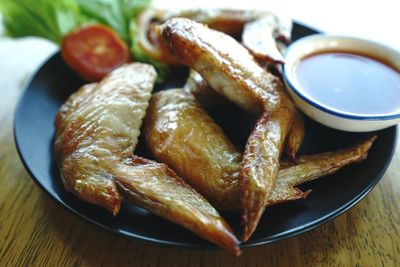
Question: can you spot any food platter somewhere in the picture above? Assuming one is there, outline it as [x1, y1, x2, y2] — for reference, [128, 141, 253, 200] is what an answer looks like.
[14, 22, 397, 250]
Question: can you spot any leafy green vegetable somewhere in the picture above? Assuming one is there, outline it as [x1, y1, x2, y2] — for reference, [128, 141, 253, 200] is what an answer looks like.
[0, 0, 151, 45]
[0, 0, 85, 44]
[0, 0, 167, 82]
[76, 0, 151, 44]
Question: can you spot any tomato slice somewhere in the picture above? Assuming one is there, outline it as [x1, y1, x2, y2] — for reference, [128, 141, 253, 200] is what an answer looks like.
[61, 24, 131, 82]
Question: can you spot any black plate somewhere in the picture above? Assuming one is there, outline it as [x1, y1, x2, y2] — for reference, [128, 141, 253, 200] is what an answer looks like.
[14, 23, 397, 249]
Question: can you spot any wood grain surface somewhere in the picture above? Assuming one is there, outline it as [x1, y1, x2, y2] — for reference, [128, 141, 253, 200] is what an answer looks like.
[0, 37, 399, 267]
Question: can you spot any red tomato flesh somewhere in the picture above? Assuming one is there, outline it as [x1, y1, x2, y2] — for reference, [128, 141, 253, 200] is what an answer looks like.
[61, 24, 131, 82]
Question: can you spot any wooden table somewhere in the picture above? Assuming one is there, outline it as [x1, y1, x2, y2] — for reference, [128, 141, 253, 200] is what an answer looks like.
[1, 14, 400, 267]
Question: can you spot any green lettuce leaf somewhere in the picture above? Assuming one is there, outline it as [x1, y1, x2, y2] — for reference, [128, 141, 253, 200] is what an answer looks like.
[0, 0, 85, 44]
[0, 0, 167, 82]
[76, 0, 151, 44]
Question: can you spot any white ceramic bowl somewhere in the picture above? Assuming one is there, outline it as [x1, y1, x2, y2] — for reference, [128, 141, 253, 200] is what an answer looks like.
[283, 34, 400, 132]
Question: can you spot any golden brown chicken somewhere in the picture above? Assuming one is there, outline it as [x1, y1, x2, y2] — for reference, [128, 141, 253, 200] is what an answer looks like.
[183, 70, 227, 111]
[269, 135, 377, 206]
[159, 18, 281, 114]
[136, 8, 291, 64]
[183, 69, 304, 159]
[112, 156, 240, 255]
[242, 16, 289, 63]
[160, 18, 312, 241]
[159, 8, 291, 40]
[54, 64, 156, 214]
[240, 99, 294, 241]
[54, 64, 240, 255]
[144, 89, 376, 214]
[144, 89, 241, 210]
[285, 110, 305, 159]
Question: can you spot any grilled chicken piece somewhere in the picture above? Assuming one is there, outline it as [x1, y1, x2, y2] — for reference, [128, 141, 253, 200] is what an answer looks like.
[278, 135, 377, 188]
[160, 18, 281, 114]
[183, 70, 227, 111]
[160, 8, 291, 38]
[269, 135, 377, 205]
[137, 8, 291, 64]
[242, 16, 291, 64]
[240, 95, 295, 241]
[55, 64, 240, 254]
[159, 18, 305, 241]
[55, 83, 98, 130]
[144, 89, 241, 210]
[183, 69, 305, 159]
[54, 64, 156, 214]
[183, 66, 304, 160]
[144, 89, 376, 214]
[114, 156, 240, 255]
[285, 110, 305, 159]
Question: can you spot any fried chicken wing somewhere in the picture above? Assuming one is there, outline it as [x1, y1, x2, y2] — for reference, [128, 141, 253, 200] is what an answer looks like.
[271, 135, 377, 205]
[160, 19, 308, 242]
[160, 9, 290, 38]
[279, 135, 377, 186]
[55, 83, 97, 132]
[183, 70, 227, 111]
[159, 8, 259, 36]
[143, 89, 375, 217]
[243, 131, 377, 239]
[182, 70, 305, 162]
[143, 89, 241, 210]
[242, 16, 291, 64]
[55, 64, 240, 254]
[269, 136, 377, 205]
[285, 110, 305, 159]
[137, 8, 291, 64]
[160, 18, 281, 114]
[240, 103, 294, 241]
[114, 156, 240, 255]
[54, 64, 156, 214]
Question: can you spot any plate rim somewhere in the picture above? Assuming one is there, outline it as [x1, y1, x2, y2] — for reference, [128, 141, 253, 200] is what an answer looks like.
[13, 22, 399, 251]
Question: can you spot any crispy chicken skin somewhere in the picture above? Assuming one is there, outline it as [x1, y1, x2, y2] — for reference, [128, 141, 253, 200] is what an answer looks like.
[160, 8, 291, 39]
[143, 89, 375, 215]
[278, 135, 377, 188]
[240, 104, 293, 241]
[160, 18, 281, 114]
[183, 68, 304, 159]
[241, 132, 377, 241]
[242, 16, 289, 64]
[54, 64, 156, 214]
[183, 70, 227, 111]
[285, 110, 305, 159]
[143, 89, 242, 210]
[183, 69, 305, 159]
[55, 83, 97, 131]
[55, 64, 240, 254]
[114, 156, 240, 256]
[164, 8, 255, 36]
[137, 8, 291, 64]
[243, 135, 376, 206]
[270, 135, 377, 205]
[159, 18, 307, 241]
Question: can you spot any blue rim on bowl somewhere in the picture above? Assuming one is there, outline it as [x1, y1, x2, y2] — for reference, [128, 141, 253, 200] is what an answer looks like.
[282, 34, 400, 131]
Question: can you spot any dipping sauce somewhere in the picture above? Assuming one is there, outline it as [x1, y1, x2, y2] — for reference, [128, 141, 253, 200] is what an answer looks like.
[294, 52, 400, 116]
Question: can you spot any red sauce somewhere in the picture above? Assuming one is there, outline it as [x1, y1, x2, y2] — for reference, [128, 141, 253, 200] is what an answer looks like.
[294, 52, 400, 116]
